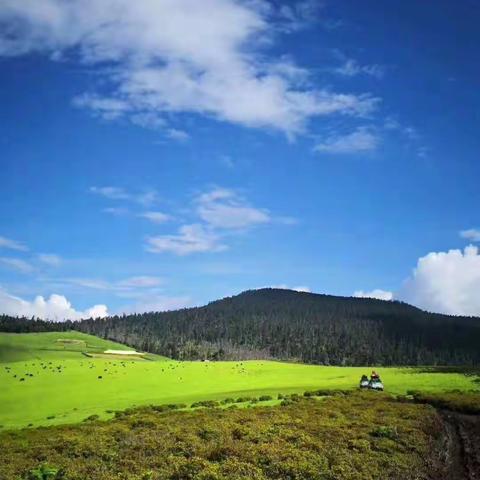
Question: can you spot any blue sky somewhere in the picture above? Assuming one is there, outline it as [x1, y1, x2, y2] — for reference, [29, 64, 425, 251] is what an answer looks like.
[0, 0, 479, 319]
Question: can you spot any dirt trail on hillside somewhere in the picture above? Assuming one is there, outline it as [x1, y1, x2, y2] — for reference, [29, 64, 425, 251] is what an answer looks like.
[434, 411, 480, 479]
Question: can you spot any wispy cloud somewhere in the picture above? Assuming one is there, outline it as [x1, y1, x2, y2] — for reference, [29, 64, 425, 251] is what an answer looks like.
[314, 127, 379, 154]
[0, 0, 379, 137]
[37, 254, 62, 267]
[139, 211, 171, 224]
[333, 59, 385, 79]
[66, 275, 164, 291]
[144, 186, 289, 255]
[166, 129, 190, 142]
[0, 257, 34, 274]
[146, 224, 226, 256]
[103, 207, 129, 216]
[196, 188, 270, 230]
[0, 235, 28, 251]
[90, 186, 158, 206]
[460, 229, 480, 242]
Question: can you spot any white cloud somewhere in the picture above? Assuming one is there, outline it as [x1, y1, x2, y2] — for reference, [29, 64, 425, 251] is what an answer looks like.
[73, 94, 131, 120]
[268, 284, 311, 293]
[196, 188, 270, 229]
[0, 288, 108, 321]
[117, 276, 163, 288]
[37, 253, 62, 267]
[276, 0, 323, 32]
[398, 245, 480, 316]
[0, 0, 379, 136]
[90, 186, 158, 206]
[66, 275, 163, 291]
[460, 229, 480, 242]
[90, 186, 130, 200]
[0, 257, 34, 274]
[139, 211, 171, 224]
[353, 289, 393, 301]
[166, 128, 190, 142]
[314, 127, 379, 154]
[0, 235, 28, 251]
[146, 224, 226, 255]
[334, 59, 385, 78]
[103, 207, 129, 216]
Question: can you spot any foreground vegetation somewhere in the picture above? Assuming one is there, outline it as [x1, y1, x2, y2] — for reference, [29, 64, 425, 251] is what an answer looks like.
[1, 332, 479, 430]
[0, 391, 450, 480]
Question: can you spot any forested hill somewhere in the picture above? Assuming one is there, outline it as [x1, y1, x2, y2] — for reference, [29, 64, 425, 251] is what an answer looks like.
[2, 288, 480, 365]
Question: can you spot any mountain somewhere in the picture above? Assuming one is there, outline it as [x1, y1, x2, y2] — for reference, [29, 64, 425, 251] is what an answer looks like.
[73, 288, 480, 366]
[2, 288, 479, 365]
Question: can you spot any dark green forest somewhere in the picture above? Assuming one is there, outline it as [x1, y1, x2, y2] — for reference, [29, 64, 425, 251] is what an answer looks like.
[2, 289, 480, 366]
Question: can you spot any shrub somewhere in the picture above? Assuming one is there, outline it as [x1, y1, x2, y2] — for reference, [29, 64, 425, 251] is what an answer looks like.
[235, 396, 252, 403]
[190, 400, 219, 409]
[259, 395, 272, 401]
[370, 426, 398, 440]
[83, 415, 99, 422]
[25, 464, 65, 480]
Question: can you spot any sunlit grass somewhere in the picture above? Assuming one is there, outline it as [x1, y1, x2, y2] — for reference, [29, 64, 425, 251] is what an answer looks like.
[1, 331, 478, 429]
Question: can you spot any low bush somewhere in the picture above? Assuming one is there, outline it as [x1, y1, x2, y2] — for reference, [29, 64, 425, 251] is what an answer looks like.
[1, 393, 442, 480]
[83, 415, 99, 422]
[370, 425, 398, 440]
[190, 400, 220, 409]
[25, 464, 65, 480]
[235, 396, 252, 403]
[411, 392, 480, 415]
[258, 395, 272, 401]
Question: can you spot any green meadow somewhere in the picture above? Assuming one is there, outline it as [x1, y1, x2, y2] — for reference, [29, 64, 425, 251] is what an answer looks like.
[1, 331, 479, 429]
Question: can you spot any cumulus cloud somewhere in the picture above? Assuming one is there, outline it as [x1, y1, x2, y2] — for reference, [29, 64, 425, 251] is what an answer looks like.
[0, 0, 378, 136]
[460, 229, 480, 242]
[353, 289, 393, 301]
[146, 224, 226, 255]
[196, 188, 270, 229]
[0, 235, 28, 251]
[0, 288, 108, 321]
[314, 127, 379, 154]
[398, 245, 480, 316]
[0, 257, 34, 274]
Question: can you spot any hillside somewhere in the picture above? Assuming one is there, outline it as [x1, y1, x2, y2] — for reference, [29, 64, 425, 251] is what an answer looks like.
[73, 288, 480, 365]
[2, 289, 480, 365]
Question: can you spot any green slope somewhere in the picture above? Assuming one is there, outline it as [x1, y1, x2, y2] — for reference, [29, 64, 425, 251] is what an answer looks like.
[0, 332, 479, 429]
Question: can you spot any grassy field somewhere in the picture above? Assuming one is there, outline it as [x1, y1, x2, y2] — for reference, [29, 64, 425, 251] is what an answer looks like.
[1, 331, 479, 430]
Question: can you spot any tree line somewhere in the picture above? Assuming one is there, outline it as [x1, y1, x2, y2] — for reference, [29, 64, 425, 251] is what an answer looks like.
[2, 289, 480, 366]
